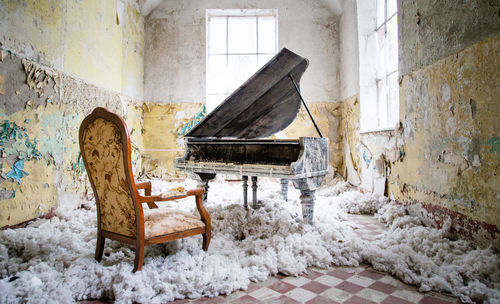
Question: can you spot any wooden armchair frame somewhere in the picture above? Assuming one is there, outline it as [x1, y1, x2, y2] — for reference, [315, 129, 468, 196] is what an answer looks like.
[79, 107, 211, 272]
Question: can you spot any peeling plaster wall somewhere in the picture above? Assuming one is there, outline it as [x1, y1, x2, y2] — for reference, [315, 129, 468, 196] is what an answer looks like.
[141, 101, 342, 181]
[0, 0, 145, 227]
[0, 0, 144, 99]
[338, 0, 359, 100]
[390, 0, 500, 249]
[141, 102, 206, 178]
[144, 0, 340, 103]
[336, 0, 500, 249]
[399, 0, 500, 76]
[390, 35, 500, 249]
[0, 52, 143, 228]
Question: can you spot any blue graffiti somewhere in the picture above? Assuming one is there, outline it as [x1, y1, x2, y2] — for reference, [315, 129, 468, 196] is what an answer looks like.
[176, 106, 207, 137]
[362, 150, 371, 165]
[6, 160, 29, 184]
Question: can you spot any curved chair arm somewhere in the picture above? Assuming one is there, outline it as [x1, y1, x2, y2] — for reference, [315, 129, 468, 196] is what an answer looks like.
[135, 181, 152, 196]
[136, 188, 209, 224]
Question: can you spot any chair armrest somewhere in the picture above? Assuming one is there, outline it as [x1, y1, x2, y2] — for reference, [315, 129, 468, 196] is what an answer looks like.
[135, 181, 152, 196]
[137, 187, 204, 203]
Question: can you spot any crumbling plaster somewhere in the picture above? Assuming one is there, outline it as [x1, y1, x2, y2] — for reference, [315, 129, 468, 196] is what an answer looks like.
[336, 0, 500, 249]
[140, 101, 343, 181]
[144, 0, 340, 103]
[0, 51, 144, 228]
[399, 0, 500, 76]
[0, 0, 144, 99]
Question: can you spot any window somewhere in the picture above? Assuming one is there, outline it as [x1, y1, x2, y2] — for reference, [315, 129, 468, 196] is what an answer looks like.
[206, 9, 278, 112]
[359, 0, 399, 132]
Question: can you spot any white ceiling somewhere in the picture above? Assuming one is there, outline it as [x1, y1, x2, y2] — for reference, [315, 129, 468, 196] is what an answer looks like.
[138, 0, 345, 17]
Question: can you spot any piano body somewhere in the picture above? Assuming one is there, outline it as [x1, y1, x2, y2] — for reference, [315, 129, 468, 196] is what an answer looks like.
[174, 48, 328, 224]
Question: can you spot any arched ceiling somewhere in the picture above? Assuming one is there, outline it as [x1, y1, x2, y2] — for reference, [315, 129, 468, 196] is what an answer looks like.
[138, 0, 345, 17]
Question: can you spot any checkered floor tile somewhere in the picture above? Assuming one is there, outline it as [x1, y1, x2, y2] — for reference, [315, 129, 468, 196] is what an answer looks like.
[82, 214, 460, 304]
[168, 215, 459, 304]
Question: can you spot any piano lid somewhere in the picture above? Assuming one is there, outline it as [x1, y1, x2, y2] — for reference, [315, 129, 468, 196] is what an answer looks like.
[186, 48, 308, 139]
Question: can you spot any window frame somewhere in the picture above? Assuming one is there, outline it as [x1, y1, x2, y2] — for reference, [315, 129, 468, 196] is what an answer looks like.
[205, 9, 278, 112]
[359, 0, 399, 133]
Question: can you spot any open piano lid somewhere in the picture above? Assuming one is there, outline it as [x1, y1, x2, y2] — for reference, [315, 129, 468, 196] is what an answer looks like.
[186, 48, 308, 139]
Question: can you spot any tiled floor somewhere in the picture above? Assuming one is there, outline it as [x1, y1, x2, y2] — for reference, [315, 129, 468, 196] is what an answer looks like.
[170, 214, 459, 304]
[82, 214, 460, 304]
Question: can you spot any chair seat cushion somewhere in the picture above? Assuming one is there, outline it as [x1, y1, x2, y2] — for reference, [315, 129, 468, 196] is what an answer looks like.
[143, 208, 206, 239]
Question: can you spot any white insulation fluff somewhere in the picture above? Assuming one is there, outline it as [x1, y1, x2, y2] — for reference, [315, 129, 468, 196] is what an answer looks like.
[0, 178, 499, 303]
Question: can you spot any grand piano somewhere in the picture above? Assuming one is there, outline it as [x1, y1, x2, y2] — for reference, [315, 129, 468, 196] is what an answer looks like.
[174, 48, 328, 224]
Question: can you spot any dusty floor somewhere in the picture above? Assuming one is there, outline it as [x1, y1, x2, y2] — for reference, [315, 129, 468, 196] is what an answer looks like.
[80, 214, 459, 304]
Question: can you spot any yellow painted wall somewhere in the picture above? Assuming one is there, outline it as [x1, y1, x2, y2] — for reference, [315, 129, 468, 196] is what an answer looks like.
[342, 35, 500, 249]
[390, 35, 500, 225]
[0, 56, 143, 228]
[140, 101, 343, 179]
[0, 0, 145, 227]
[0, 0, 144, 98]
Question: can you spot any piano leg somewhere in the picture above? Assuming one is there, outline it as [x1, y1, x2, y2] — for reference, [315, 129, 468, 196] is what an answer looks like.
[242, 176, 248, 209]
[280, 178, 289, 201]
[251, 176, 258, 208]
[189, 172, 216, 203]
[292, 176, 325, 225]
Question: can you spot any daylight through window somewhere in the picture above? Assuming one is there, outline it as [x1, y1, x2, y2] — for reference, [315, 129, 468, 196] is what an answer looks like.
[206, 9, 278, 112]
[375, 0, 399, 129]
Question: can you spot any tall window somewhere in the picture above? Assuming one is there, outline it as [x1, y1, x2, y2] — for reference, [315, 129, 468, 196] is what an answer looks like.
[206, 9, 278, 112]
[375, 0, 398, 129]
[359, 0, 399, 132]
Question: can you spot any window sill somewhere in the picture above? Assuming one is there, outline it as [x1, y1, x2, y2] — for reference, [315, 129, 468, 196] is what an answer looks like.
[359, 127, 396, 135]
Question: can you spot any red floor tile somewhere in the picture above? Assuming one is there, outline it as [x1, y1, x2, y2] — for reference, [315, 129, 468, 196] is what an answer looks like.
[358, 269, 385, 280]
[301, 281, 330, 294]
[343, 295, 377, 304]
[267, 295, 302, 304]
[230, 295, 260, 304]
[301, 270, 324, 280]
[369, 281, 397, 294]
[328, 269, 355, 280]
[306, 295, 340, 304]
[268, 281, 296, 294]
[334, 281, 364, 294]
[381, 295, 415, 304]
[418, 296, 455, 304]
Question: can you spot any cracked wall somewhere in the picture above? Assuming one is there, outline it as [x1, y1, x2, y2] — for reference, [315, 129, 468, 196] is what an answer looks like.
[144, 0, 340, 103]
[141, 101, 343, 181]
[0, 0, 144, 99]
[390, 35, 500, 249]
[0, 52, 143, 227]
[337, 0, 500, 249]
[0, 0, 145, 228]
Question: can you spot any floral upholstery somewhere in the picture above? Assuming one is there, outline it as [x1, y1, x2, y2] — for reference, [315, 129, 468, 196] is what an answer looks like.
[144, 208, 205, 239]
[82, 118, 136, 237]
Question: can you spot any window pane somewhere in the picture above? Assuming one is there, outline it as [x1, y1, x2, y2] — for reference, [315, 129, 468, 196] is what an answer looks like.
[207, 55, 227, 94]
[387, 15, 398, 73]
[258, 16, 276, 53]
[228, 17, 257, 53]
[387, 0, 397, 18]
[376, 26, 387, 79]
[387, 72, 399, 126]
[227, 55, 257, 91]
[209, 17, 227, 54]
[377, 0, 385, 28]
[377, 78, 388, 128]
[207, 94, 227, 113]
[258, 54, 274, 68]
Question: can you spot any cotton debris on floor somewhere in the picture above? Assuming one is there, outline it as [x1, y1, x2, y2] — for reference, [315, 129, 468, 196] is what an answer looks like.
[0, 178, 499, 304]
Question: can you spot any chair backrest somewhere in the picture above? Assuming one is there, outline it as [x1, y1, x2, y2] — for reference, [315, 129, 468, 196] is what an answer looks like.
[79, 108, 138, 237]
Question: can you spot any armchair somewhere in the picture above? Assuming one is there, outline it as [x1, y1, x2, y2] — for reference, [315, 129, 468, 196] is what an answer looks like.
[79, 107, 211, 272]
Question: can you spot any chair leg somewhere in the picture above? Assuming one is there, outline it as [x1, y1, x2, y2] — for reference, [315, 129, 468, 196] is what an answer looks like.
[202, 231, 211, 251]
[95, 232, 105, 262]
[133, 244, 145, 272]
